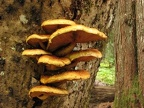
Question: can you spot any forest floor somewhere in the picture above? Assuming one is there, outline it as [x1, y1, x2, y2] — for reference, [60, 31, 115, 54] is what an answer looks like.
[89, 80, 115, 108]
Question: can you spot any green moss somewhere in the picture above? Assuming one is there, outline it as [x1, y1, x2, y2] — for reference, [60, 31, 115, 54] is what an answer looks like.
[114, 76, 144, 108]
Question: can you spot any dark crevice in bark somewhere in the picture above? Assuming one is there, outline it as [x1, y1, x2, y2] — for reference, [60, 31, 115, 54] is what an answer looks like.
[70, 0, 82, 20]
[29, 0, 43, 25]
[32, 97, 43, 108]
[15, 0, 25, 6]
[131, 0, 138, 75]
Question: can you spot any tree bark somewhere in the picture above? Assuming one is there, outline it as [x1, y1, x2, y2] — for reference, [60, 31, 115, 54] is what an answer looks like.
[0, 0, 116, 108]
[114, 0, 144, 107]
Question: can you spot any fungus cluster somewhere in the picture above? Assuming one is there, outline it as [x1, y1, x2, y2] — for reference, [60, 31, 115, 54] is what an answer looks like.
[22, 19, 107, 100]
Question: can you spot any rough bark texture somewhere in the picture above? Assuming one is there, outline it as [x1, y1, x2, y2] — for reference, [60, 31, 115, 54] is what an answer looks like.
[0, 0, 116, 108]
[114, 0, 144, 107]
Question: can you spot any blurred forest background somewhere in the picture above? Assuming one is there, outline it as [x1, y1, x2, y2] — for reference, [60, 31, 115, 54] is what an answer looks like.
[97, 32, 115, 85]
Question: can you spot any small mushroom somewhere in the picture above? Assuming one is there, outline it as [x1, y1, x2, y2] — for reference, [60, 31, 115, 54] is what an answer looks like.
[40, 70, 90, 84]
[64, 49, 102, 69]
[26, 34, 50, 50]
[22, 49, 51, 57]
[41, 19, 76, 34]
[22, 49, 51, 60]
[38, 55, 71, 68]
[29, 85, 68, 100]
[67, 49, 102, 61]
[47, 25, 107, 52]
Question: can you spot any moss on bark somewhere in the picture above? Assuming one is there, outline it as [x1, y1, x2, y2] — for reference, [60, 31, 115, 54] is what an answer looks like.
[114, 76, 144, 108]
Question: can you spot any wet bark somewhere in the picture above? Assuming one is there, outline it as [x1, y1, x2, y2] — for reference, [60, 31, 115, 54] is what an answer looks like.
[0, 0, 116, 108]
[114, 0, 144, 107]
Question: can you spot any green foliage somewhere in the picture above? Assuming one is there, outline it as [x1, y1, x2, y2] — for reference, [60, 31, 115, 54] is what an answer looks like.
[96, 59, 115, 85]
[96, 31, 115, 85]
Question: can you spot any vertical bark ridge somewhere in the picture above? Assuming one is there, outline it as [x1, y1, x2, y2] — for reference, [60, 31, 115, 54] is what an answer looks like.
[131, 0, 138, 75]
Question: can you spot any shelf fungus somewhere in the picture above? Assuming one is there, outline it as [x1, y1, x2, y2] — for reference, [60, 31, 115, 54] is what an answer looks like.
[41, 19, 76, 34]
[66, 49, 102, 61]
[22, 19, 107, 101]
[22, 49, 51, 59]
[38, 55, 71, 70]
[22, 49, 51, 57]
[29, 85, 68, 100]
[64, 49, 102, 69]
[40, 70, 90, 84]
[47, 24, 107, 52]
[26, 34, 50, 50]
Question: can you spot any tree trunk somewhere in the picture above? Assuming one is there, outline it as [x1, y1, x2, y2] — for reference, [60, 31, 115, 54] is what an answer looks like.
[114, 0, 144, 107]
[0, 0, 116, 108]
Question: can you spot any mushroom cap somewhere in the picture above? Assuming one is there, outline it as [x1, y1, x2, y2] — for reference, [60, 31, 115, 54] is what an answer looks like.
[40, 70, 90, 84]
[22, 49, 51, 56]
[38, 55, 71, 67]
[64, 49, 102, 69]
[47, 25, 107, 52]
[66, 49, 102, 62]
[26, 34, 50, 45]
[29, 85, 68, 100]
[41, 19, 76, 34]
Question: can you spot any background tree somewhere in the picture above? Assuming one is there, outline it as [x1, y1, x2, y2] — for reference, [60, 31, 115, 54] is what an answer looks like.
[0, 0, 116, 108]
[114, 0, 144, 107]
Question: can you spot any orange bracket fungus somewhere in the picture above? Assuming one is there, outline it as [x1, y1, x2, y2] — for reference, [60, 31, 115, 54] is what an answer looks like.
[22, 19, 107, 100]
[38, 55, 71, 70]
[41, 19, 76, 34]
[22, 49, 51, 60]
[47, 24, 107, 52]
[29, 85, 68, 100]
[40, 70, 90, 84]
[22, 49, 51, 56]
[64, 49, 102, 69]
[26, 34, 50, 50]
